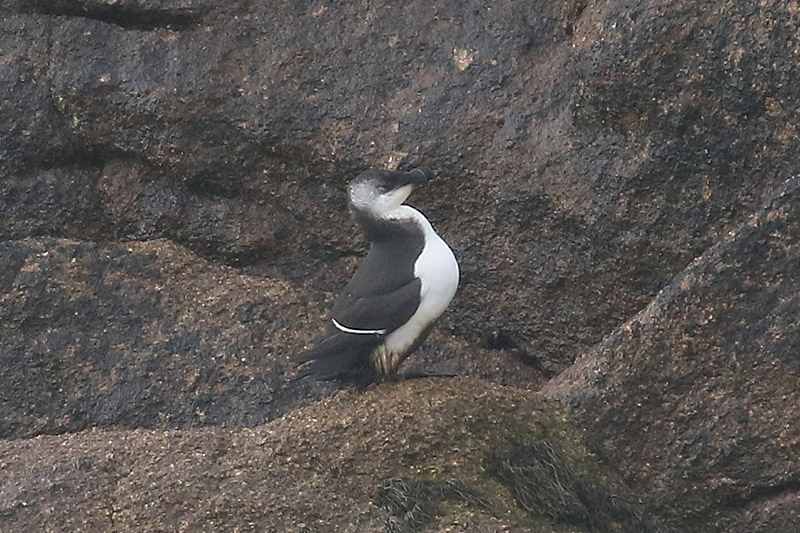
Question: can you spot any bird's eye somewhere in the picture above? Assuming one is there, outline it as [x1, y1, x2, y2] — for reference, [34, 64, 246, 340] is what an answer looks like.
[377, 184, 391, 193]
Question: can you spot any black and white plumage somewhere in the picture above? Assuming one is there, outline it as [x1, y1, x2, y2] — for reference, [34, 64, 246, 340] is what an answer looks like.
[294, 167, 459, 383]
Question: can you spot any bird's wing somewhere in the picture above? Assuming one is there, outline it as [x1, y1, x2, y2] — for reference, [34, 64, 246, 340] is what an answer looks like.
[292, 279, 421, 382]
[330, 278, 422, 334]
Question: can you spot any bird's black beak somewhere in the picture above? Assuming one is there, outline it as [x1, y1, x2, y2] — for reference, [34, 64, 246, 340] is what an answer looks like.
[377, 167, 433, 189]
[406, 167, 434, 185]
[353, 167, 436, 193]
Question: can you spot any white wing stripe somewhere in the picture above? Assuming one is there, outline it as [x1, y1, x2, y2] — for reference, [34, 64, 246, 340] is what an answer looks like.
[332, 318, 387, 335]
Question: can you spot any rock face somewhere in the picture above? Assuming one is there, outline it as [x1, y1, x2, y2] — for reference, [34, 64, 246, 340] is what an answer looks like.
[545, 177, 800, 532]
[0, 379, 651, 532]
[6, 0, 799, 370]
[2, 0, 800, 531]
[0, 238, 321, 438]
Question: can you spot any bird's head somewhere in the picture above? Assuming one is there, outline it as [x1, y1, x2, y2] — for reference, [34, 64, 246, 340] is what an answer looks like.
[348, 167, 433, 219]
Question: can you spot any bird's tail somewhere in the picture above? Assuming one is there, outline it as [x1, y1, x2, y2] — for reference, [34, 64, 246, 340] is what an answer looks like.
[292, 332, 380, 383]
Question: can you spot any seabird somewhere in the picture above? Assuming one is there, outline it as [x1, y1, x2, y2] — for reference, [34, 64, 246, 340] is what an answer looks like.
[294, 167, 459, 383]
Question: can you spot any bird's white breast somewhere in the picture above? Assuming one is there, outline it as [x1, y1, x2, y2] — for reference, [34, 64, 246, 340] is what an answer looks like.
[384, 206, 459, 355]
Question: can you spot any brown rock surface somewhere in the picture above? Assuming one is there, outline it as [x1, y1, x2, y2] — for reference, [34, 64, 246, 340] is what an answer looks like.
[5, 0, 798, 371]
[0, 237, 324, 438]
[545, 176, 800, 531]
[0, 379, 646, 532]
[2, 0, 799, 531]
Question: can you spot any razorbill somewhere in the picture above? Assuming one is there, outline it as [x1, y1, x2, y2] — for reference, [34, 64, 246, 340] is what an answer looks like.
[294, 167, 459, 383]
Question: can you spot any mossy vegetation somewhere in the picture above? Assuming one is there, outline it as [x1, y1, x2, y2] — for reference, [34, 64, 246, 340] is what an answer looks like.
[485, 439, 655, 533]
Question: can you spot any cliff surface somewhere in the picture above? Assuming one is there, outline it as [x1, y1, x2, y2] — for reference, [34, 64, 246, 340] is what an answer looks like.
[2, 1, 798, 531]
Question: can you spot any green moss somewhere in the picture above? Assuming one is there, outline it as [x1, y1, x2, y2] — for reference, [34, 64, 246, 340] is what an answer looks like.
[377, 477, 490, 532]
[485, 439, 655, 533]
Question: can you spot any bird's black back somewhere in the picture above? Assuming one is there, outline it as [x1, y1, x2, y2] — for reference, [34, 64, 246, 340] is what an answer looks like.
[294, 215, 426, 382]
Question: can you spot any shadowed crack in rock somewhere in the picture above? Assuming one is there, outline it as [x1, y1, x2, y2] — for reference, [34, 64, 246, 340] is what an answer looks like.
[27, 0, 209, 31]
[721, 478, 800, 510]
